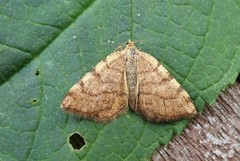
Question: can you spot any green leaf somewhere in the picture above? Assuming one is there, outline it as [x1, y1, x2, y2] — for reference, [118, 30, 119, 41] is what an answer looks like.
[1, 0, 240, 160]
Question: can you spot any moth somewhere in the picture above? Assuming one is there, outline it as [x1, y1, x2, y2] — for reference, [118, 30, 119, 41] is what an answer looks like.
[61, 41, 197, 122]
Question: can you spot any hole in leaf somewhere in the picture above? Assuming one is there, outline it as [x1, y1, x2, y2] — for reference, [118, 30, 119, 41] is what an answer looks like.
[69, 133, 85, 150]
[30, 98, 39, 105]
[35, 69, 40, 76]
[237, 74, 240, 83]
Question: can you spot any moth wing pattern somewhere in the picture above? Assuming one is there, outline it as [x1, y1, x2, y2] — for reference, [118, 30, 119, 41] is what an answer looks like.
[134, 52, 196, 122]
[61, 51, 128, 122]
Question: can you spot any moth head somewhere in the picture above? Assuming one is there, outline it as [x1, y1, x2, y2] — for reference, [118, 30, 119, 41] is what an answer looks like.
[126, 40, 135, 47]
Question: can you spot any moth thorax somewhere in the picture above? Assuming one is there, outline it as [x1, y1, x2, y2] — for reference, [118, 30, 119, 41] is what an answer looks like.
[125, 47, 138, 109]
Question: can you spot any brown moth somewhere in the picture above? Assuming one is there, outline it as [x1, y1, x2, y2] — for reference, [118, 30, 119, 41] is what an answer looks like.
[61, 41, 197, 123]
